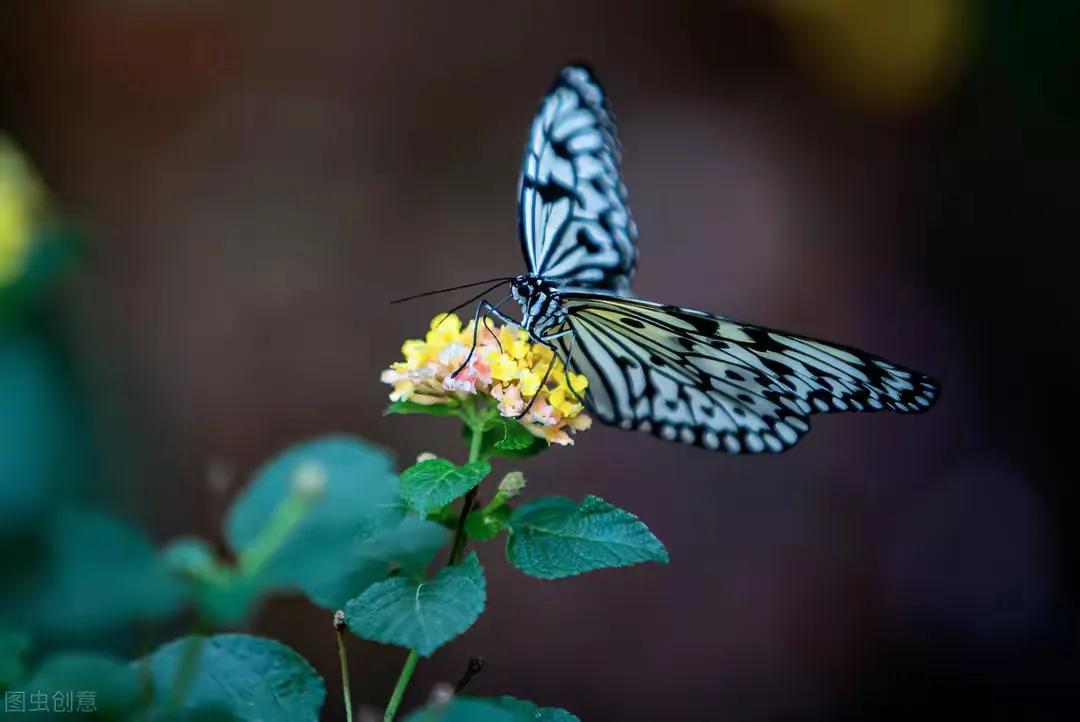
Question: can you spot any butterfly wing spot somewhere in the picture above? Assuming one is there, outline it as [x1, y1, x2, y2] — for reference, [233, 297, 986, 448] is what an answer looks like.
[774, 421, 799, 444]
[557, 293, 937, 453]
[744, 433, 766, 453]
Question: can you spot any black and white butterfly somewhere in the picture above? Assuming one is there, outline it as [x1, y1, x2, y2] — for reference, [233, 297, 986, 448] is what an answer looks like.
[429, 64, 938, 453]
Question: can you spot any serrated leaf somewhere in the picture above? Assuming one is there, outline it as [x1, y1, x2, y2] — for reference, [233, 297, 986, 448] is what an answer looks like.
[507, 495, 668, 579]
[345, 552, 486, 657]
[465, 505, 512, 542]
[405, 695, 580, 722]
[400, 459, 491, 515]
[493, 421, 536, 451]
[137, 634, 325, 722]
[469, 419, 548, 460]
[385, 400, 460, 416]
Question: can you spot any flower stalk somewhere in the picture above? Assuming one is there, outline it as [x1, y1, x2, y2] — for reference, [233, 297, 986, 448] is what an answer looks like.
[382, 416, 487, 721]
[334, 610, 354, 722]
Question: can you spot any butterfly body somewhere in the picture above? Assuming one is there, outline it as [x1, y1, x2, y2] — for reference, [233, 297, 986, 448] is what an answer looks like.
[458, 64, 938, 453]
[510, 274, 568, 339]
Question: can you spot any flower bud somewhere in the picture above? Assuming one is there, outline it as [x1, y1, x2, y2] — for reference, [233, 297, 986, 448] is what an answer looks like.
[497, 471, 526, 499]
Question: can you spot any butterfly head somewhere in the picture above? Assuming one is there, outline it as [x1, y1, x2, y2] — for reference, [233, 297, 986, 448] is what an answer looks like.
[511, 274, 566, 336]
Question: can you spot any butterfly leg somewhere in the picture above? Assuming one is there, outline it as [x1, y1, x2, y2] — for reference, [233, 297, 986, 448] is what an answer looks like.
[515, 349, 559, 419]
[514, 329, 575, 419]
[552, 332, 587, 405]
[451, 299, 520, 378]
[482, 315, 502, 354]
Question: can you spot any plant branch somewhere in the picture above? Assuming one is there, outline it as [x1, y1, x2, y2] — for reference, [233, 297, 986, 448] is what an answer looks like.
[454, 657, 486, 693]
[383, 649, 419, 722]
[334, 611, 354, 722]
[383, 417, 487, 721]
[447, 416, 485, 565]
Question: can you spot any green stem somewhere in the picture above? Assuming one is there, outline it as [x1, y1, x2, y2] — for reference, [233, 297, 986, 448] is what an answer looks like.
[383, 649, 420, 722]
[335, 612, 354, 722]
[383, 419, 486, 721]
[167, 634, 206, 713]
[448, 419, 485, 565]
[238, 486, 317, 577]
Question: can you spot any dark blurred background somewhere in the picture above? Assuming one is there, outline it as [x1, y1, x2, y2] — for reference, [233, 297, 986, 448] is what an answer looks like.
[1, 1, 1078, 720]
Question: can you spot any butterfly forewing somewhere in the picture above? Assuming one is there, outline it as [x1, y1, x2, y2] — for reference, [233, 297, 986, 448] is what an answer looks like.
[556, 293, 938, 453]
[517, 65, 638, 293]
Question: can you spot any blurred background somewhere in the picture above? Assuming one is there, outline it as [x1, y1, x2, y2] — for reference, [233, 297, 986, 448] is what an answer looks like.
[1, 0, 1078, 719]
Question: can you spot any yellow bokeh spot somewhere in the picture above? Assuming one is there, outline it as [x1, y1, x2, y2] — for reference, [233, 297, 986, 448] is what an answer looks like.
[0, 135, 44, 287]
[770, 0, 975, 110]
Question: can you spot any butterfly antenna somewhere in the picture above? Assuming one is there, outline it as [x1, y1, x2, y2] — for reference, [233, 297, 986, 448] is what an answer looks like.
[430, 280, 512, 330]
[390, 277, 515, 305]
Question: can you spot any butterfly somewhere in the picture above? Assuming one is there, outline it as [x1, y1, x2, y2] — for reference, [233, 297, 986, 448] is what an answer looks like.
[434, 64, 938, 453]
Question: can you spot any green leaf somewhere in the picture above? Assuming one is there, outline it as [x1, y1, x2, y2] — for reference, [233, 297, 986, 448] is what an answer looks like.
[0, 334, 85, 533]
[0, 507, 185, 639]
[385, 400, 460, 416]
[163, 537, 232, 585]
[345, 552, 486, 657]
[303, 515, 450, 610]
[470, 418, 548, 460]
[161, 538, 263, 627]
[507, 495, 668, 579]
[0, 632, 30, 688]
[138, 634, 325, 722]
[405, 695, 580, 722]
[400, 459, 491, 515]
[465, 505, 512, 542]
[493, 421, 536, 451]
[223, 436, 407, 615]
[26, 652, 142, 718]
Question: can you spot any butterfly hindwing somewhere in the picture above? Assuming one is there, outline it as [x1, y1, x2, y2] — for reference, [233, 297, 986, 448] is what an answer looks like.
[517, 65, 638, 293]
[555, 293, 938, 453]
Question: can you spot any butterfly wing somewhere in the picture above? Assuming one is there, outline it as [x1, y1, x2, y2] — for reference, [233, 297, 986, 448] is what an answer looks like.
[517, 65, 638, 294]
[555, 293, 938, 453]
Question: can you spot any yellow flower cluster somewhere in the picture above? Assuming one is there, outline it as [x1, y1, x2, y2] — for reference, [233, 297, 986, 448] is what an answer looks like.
[0, 136, 44, 287]
[381, 315, 592, 446]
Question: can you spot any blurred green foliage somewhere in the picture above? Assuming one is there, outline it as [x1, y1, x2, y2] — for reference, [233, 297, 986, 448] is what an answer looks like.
[0, 132, 664, 720]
